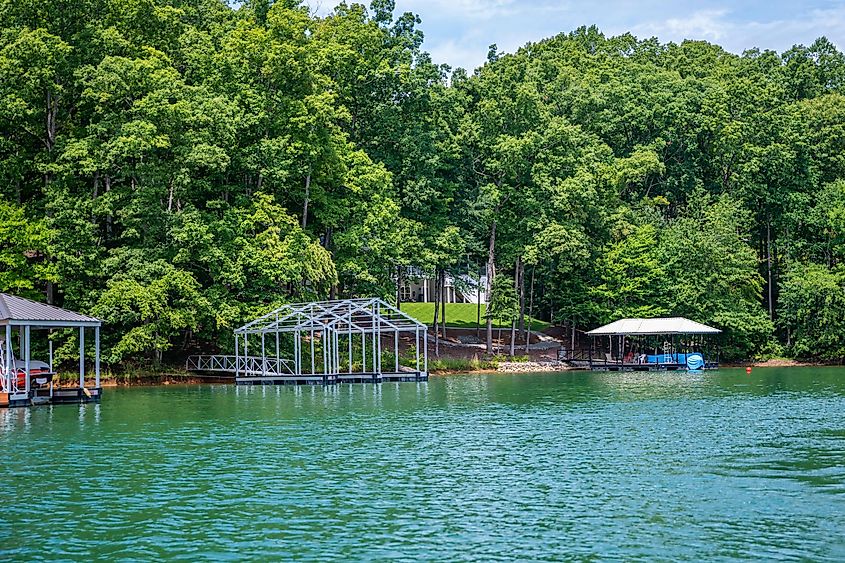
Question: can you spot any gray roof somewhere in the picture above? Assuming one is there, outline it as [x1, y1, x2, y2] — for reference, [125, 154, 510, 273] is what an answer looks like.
[0, 293, 101, 327]
[587, 317, 721, 336]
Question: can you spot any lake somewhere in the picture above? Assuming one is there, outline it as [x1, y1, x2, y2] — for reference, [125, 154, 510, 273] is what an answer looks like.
[1, 368, 844, 560]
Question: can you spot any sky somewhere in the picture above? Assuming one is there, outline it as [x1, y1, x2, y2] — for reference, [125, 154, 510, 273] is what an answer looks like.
[307, 0, 845, 71]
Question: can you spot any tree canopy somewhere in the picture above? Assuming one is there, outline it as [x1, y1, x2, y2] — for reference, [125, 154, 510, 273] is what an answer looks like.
[2, 1, 844, 363]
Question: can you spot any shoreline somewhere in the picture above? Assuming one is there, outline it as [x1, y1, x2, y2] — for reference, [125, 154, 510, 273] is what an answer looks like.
[56, 359, 832, 388]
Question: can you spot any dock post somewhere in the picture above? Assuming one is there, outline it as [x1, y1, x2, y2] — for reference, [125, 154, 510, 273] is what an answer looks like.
[322, 329, 327, 376]
[372, 315, 377, 375]
[24, 325, 30, 395]
[394, 329, 399, 373]
[79, 326, 85, 389]
[415, 328, 420, 373]
[423, 326, 428, 376]
[5, 325, 11, 393]
[261, 333, 266, 377]
[95, 326, 100, 388]
[244, 333, 248, 371]
[334, 330, 339, 375]
[234, 334, 239, 378]
[294, 331, 300, 376]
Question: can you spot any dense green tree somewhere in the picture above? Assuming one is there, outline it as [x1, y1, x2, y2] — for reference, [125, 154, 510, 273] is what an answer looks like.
[1, 0, 844, 364]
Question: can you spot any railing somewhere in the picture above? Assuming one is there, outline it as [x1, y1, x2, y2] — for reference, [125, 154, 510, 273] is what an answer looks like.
[186, 355, 296, 377]
[557, 348, 592, 362]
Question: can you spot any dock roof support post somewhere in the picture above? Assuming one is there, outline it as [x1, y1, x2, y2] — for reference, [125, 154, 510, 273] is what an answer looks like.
[310, 324, 315, 375]
[372, 313, 377, 375]
[294, 331, 300, 376]
[4, 325, 11, 393]
[348, 331, 353, 375]
[361, 330, 366, 374]
[377, 303, 383, 375]
[320, 328, 329, 376]
[394, 329, 399, 373]
[415, 328, 420, 373]
[95, 326, 100, 388]
[234, 334, 239, 378]
[24, 325, 30, 394]
[334, 330, 339, 375]
[423, 325, 428, 375]
[261, 332, 266, 377]
[79, 326, 85, 389]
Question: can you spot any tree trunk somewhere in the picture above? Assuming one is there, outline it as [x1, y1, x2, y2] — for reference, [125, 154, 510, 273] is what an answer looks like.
[767, 218, 774, 319]
[476, 265, 482, 339]
[302, 171, 311, 228]
[440, 270, 447, 340]
[433, 268, 441, 357]
[525, 266, 534, 354]
[324, 227, 337, 300]
[517, 257, 525, 343]
[396, 265, 403, 309]
[167, 177, 175, 212]
[485, 219, 497, 354]
[510, 319, 516, 357]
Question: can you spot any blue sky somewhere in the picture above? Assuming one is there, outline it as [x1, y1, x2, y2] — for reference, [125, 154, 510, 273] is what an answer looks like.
[308, 0, 845, 71]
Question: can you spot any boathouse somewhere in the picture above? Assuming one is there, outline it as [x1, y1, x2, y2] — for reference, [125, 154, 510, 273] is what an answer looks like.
[187, 298, 428, 385]
[1, 293, 103, 407]
[575, 317, 721, 371]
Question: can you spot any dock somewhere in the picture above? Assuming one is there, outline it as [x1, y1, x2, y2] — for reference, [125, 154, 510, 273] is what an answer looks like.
[187, 299, 430, 386]
[1, 293, 104, 408]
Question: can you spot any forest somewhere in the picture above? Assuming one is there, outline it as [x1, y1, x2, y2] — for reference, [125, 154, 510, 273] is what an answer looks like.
[2, 0, 845, 364]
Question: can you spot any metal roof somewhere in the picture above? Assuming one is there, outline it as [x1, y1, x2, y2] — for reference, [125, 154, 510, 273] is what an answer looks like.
[0, 293, 101, 327]
[587, 317, 721, 336]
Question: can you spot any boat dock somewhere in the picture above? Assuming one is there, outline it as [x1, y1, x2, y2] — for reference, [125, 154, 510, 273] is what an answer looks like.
[186, 352, 428, 385]
[1, 293, 103, 408]
[187, 299, 429, 386]
[560, 317, 721, 372]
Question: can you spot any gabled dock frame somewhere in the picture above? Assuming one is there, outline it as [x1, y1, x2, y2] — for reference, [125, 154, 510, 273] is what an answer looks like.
[230, 298, 428, 385]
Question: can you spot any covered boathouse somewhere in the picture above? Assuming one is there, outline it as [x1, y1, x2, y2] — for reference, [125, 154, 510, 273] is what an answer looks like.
[1, 293, 103, 408]
[578, 317, 721, 371]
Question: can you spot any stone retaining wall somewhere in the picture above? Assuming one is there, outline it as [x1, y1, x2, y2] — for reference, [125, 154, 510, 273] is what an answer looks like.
[497, 361, 569, 373]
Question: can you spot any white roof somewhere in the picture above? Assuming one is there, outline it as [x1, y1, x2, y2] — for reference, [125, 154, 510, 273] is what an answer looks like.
[587, 317, 721, 336]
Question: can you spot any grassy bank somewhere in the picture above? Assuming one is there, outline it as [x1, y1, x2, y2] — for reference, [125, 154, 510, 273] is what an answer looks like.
[400, 303, 550, 330]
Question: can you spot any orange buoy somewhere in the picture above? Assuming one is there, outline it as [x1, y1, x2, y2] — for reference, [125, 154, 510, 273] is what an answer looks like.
[746, 366, 752, 375]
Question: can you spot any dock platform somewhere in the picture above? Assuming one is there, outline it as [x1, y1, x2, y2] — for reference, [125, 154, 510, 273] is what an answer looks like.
[1, 387, 103, 408]
[234, 371, 428, 386]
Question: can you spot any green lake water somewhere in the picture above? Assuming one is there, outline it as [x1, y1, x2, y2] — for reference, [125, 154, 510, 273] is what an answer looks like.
[2, 368, 845, 561]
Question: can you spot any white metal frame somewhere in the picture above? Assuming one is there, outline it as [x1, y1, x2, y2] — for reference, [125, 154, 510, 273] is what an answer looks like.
[230, 298, 428, 379]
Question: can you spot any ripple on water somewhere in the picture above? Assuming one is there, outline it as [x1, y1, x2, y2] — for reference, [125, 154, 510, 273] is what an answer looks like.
[1, 369, 844, 560]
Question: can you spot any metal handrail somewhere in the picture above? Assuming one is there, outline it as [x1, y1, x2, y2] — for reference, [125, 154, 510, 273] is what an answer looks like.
[186, 355, 296, 376]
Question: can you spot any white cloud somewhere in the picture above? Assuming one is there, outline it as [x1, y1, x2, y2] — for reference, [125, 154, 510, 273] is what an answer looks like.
[635, 9, 730, 42]
[306, 1, 845, 70]
[631, 6, 845, 52]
